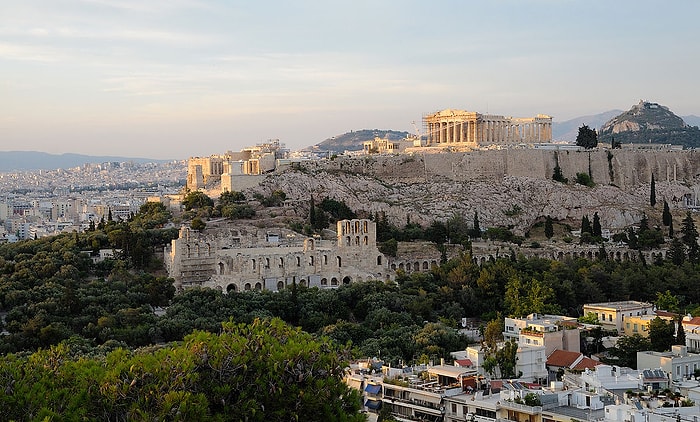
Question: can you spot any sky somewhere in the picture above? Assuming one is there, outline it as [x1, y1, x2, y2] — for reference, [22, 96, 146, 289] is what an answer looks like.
[1, 0, 699, 160]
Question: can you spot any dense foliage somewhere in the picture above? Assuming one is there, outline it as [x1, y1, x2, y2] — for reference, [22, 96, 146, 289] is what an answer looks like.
[0, 318, 364, 421]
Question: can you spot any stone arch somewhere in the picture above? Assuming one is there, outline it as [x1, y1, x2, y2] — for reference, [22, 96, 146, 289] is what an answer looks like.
[422, 261, 429, 270]
[226, 283, 237, 293]
[398, 263, 405, 270]
[331, 277, 338, 286]
[244, 283, 251, 291]
[377, 255, 382, 265]
[252, 259, 256, 271]
[355, 236, 360, 245]
[391, 263, 396, 270]
[587, 251, 593, 260]
[431, 260, 438, 268]
[309, 256, 314, 266]
[218, 262, 225, 274]
[321, 278, 328, 286]
[337, 256, 342, 267]
[254, 282, 262, 291]
[296, 256, 301, 267]
[323, 255, 328, 265]
[413, 262, 420, 271]
[277, 281, 284, 290]
[346, 236, 351, 246]
[300, 279, 307, 287]
[342, 276, 351, 284]
[363, 236, 368, 245]
[206, 243, 211, 256]
[195, 244, 200, 256]
[280, 257, 284, 268]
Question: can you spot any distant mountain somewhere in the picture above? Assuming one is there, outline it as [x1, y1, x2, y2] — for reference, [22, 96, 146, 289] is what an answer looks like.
[682, 115, 700, 127]
[310, 129, 411, 154]
[599, 101, 700, 148]
[0, 151, 171, 171]
[552, 110, 623, 142]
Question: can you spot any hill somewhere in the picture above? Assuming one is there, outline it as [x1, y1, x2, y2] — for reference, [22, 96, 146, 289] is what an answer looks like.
[0, 151, 170, 171]
[598, 101, 700, 148]
[552, 110, 622, 142]
[311, 129, 410, 153]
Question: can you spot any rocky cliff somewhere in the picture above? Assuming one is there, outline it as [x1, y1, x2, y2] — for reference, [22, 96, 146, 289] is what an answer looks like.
[249, 149, 700, 234]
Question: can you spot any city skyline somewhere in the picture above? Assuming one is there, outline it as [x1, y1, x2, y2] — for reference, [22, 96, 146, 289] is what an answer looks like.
[2, 0, 699, 160]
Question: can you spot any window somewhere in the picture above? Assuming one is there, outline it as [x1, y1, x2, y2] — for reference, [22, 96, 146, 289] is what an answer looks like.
[451, 403, 457, 413]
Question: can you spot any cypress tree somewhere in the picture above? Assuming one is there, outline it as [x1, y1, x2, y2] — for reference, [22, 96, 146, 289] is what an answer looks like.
[662, 200, 672, 226]
[544, 216, 554, 239]
[650, 174, 656, 207]
[592, 212, 602, 237]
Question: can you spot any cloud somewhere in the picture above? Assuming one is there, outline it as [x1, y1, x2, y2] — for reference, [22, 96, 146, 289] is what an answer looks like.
[0, 42, 67, 62]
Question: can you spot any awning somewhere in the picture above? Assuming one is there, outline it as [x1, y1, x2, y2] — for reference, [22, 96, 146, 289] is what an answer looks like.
[364, 399, 382, 410]
[365, 384, 382, 394]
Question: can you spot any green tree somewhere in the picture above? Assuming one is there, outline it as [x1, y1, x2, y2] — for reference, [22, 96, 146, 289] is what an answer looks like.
[676, 317, 686, 346]
[575, 124, 598, 149]
[682, 211, 700, 262]
[183, 190, 214, 210]
[575, 172, 594, 187]
[592, 212, 602, 237]
[650, 174, 656, 207]
[544, 216, 554, 239]
[470, 211, 482, 238]
[606, 334, 651, 369]
[648, 317, 675, 352]
[667, 237, 686, 265]
[663, 200, 672, 226]
[655, 290, 680, 312]
[190, 217, 206, 231]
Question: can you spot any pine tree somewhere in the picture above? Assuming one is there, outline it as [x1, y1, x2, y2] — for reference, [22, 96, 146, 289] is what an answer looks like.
[650, 174, 656, 207]
[544, 216, 554, 239]
[667, 237, 686, 265]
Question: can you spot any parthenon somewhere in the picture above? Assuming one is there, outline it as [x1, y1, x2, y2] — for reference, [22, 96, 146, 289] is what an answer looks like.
[422, 109, 552, 147]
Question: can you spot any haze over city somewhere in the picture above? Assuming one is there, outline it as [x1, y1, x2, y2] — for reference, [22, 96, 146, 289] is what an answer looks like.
[2, 0, 699, 160]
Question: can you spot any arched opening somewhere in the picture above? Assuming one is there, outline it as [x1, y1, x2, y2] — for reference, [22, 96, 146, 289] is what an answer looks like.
[296, 256, 301, 267]
[309, 256, 314, 266]
[323, 255, 328, 265]
[300, 279, 307, 287]
[342, 276, 351, 284]
[186, 245, 191, 258]
[346, 236, 351, 246]
[336, 256, 342, 267]
[321, 278, 328, 286]
[244, 283, 251, 291]
[277, 281, 284, 291]
[363, 236, 368, 245]
[218, 262, 225, 274]
[363, 221, 368, 232]
[413, 262, 419, 271]
[422, 261, 429, 270]
[391, 263, 396, 270]
[377, 255, 382, 265]
[265, 257, 270, 268]
[331, 277, 338, 286]
[254, 282, 262, 291]
[252, 259, 256, 271]
[355, 236, 360, 245]
[280, 257, 284, 268]
[398, 263, 404, 270]
[226, 283, 237, 293]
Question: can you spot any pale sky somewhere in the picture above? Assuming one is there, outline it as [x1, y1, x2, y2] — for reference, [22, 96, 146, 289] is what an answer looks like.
[1, 0, 698, 159]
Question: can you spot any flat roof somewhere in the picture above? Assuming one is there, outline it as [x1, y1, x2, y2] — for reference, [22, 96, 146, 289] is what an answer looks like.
[428, 365, 475, 378]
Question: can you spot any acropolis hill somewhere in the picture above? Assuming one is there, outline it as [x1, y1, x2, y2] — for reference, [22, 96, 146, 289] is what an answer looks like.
[247, 147, 699, 235]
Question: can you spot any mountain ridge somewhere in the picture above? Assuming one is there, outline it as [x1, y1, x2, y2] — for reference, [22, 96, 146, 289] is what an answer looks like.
[0, 151, 173, 172]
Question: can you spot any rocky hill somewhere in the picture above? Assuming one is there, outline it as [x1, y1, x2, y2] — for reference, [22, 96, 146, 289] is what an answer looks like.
[249, 149, 700, 235]
[311, 129, 411, 153]
[598, 100, 700, 148]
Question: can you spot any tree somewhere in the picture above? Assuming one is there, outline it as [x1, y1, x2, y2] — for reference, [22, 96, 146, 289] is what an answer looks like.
[581, 215, 592, 236]
[575, 124, 598, 149]
[681, 211, 700, 262]
[606, 334, 651, 369]
[650, 174, 656, 207]
[592, 212, 602, 237]
[663, 200, 672, 226]
[183, 191, 214, 210]
[575, 172, 594, 187]
[667, 237, 686, 265]
[190, 217, 206, 231]
[676, 317, 686, 346]
[655, 290, 680, 312]
[544, 216, 554, 239]
[649, 317, 675, 352]
[470, 211, 481, 239]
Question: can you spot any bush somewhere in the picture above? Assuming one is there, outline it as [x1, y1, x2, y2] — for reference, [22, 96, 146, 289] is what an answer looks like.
[575, 173, 594, 187]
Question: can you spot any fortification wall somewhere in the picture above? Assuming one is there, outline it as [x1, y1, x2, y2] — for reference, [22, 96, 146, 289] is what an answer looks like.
[299, 149, 700, 189]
